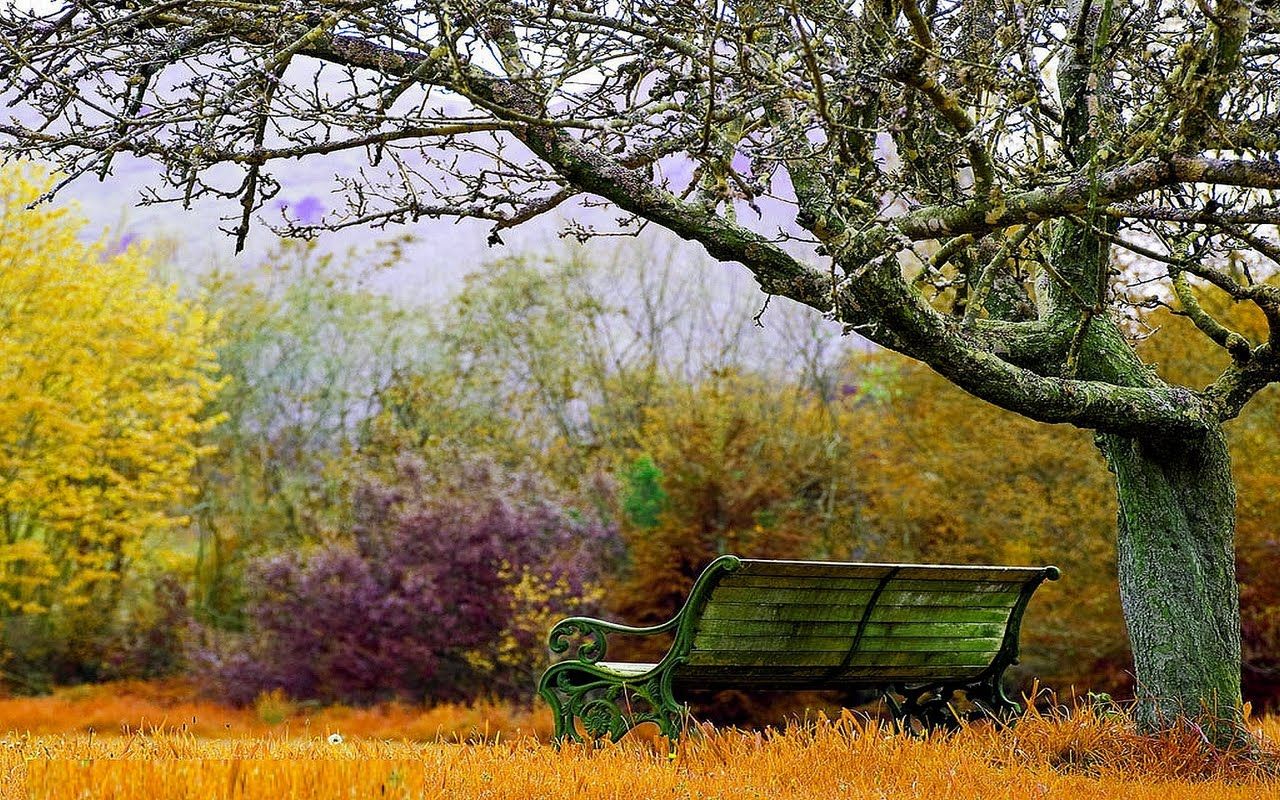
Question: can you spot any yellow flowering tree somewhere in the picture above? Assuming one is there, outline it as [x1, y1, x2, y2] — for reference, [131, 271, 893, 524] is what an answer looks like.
[0, 165, 220, 659]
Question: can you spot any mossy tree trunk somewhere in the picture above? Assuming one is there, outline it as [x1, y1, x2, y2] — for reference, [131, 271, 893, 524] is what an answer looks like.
[1100, 430, 1244, 739]
[1045, 218, 1246, 742]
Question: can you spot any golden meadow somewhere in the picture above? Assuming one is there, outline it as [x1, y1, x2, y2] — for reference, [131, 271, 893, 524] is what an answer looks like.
[0, 682, 1278, 799]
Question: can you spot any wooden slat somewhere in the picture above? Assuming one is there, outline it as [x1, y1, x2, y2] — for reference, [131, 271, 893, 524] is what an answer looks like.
[691, 633, 1003, 653]
[675, 665, 985, 679]
[719, 575, 1025, 594]
[672, 664, 988, 686]
[596, 662, 656, 676]
[737, 561, 894, 580]
[717, 575, 883, 592]
[875, 589, 1022, 606]
[678, 663, 989, 679]
[700, 602, 1013, 625]
[701, 603, 863, 623]
[706, 586, 1022, 607]
[685, 649, 995, 669]
[888, 579, 1025, 593]
[693, 618, 855, 638]
[892, 565, 1044, 582]
[844, 650, 997, 667]
[693, 617, 1009, 640]
[692, 633, 854, 652]
[867, 606, 1013, 624]
[854, 636, 1002, 653]
[738, 560, 1045, 583]
[708, 586, 876, 605]
[687, 650, 847, 668]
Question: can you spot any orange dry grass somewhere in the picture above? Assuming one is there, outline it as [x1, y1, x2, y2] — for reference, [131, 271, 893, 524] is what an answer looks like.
[2, 708, 1279, 800]
[0, 680, 552, 741]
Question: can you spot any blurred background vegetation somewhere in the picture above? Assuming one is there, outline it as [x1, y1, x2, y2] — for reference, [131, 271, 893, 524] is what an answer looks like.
[3, 163, 1279, 719]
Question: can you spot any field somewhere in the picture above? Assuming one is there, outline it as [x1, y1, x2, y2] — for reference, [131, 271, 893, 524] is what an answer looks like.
[0, 683, 1277, 799]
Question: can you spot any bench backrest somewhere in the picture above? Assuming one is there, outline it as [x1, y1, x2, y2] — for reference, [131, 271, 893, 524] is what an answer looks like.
[669, 556, 1058, 688]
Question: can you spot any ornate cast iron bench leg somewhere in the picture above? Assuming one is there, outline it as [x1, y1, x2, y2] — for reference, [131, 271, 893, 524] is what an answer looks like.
[884, 673, 1022, 734]
[973, 671, 1023, 723]
[537, 660, 685, 746]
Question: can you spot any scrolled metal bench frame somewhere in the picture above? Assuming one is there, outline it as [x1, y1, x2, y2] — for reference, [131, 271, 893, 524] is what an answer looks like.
[537, 554, 1059, 743]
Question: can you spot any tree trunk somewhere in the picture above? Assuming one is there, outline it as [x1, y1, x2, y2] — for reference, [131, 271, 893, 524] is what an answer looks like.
[1098, 427, 1244, 742]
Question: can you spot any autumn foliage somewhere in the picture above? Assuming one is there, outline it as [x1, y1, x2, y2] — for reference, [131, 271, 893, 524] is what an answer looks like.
[1, 162, 1279, 724]
[0, 166, 220, 689]
[194, 458, 617, 705]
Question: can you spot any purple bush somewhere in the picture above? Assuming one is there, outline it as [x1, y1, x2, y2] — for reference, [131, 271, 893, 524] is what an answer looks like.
[194, 457, 619, 705]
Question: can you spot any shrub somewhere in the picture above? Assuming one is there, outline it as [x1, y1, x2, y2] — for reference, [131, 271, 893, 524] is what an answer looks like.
[194, 457, 619, 705]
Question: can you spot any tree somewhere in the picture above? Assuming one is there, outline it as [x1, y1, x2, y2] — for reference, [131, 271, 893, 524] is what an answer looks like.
[0, 163, 220, 686]
[3, 0, 1280, 741]
[192, 238, 430, 624]
[367, 244, 848, 485]
[1134, 285, 1280, 709]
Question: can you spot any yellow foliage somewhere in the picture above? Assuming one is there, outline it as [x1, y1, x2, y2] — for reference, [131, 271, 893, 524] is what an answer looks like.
[0, 165, 221, 613]
[619, 372, 855, 634]
[839, 352, 1124, 691]
[479, 566, 605, 680]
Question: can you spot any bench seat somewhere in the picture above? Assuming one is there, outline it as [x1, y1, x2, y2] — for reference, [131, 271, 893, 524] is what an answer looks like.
[595, 662, 657, 677]
[537, 554, 1059, 743]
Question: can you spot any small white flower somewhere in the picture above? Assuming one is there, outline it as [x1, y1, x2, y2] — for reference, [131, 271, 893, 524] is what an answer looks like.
[327, 733, 344, 745]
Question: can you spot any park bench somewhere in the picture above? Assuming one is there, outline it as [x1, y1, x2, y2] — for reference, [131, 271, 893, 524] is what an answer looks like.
[537, 554, 1059, 743]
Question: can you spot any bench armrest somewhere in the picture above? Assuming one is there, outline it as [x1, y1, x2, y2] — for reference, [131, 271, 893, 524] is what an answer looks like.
[547, 615, 681, 665]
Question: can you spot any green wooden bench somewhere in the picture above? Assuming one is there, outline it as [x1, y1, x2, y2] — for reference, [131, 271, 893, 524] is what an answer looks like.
[537, 554, 1059, 743]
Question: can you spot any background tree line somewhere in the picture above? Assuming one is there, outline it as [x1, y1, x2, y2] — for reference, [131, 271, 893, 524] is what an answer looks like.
[3, 165, 1279, 715]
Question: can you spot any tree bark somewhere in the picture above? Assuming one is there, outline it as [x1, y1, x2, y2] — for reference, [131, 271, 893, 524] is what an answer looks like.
[1098, 428, 1244, 742]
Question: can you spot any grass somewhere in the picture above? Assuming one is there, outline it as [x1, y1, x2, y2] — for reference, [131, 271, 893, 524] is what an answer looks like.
[0, 683, 1277, 799]
[0, 680, 552, 742]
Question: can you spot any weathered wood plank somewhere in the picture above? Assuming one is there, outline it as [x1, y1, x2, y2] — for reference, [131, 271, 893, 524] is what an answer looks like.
[891, 565, 1045, 582]
[887, 579, 1026, 593]
[691, 633, 853, 652]
[596, 662, 657, 676]
[867, 606, 1014, 624]
[701, 603, 863, 623]
[707, 586, 876, 605]
[700, 602, 1013, 624]
[672, 664, 989, 685]
[674, 664, 986, 679]
[706, 586, 1022, 607]
[737, 561, 894, 580]
[691, 633, 1004, 653]
[853, 636, 1002, 653]
[738, 560, 1046, 583]
[686, 649, 995, 668]
[717, 575, 883, 591]
[875, 589, 1023, 606]
[692, 617, 1009, 639]
[692, 618, 857, 637]
[719, 574, 1026, 594]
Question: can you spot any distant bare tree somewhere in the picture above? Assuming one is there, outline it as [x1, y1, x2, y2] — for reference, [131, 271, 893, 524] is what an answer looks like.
[3, 0, 1280, 742]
